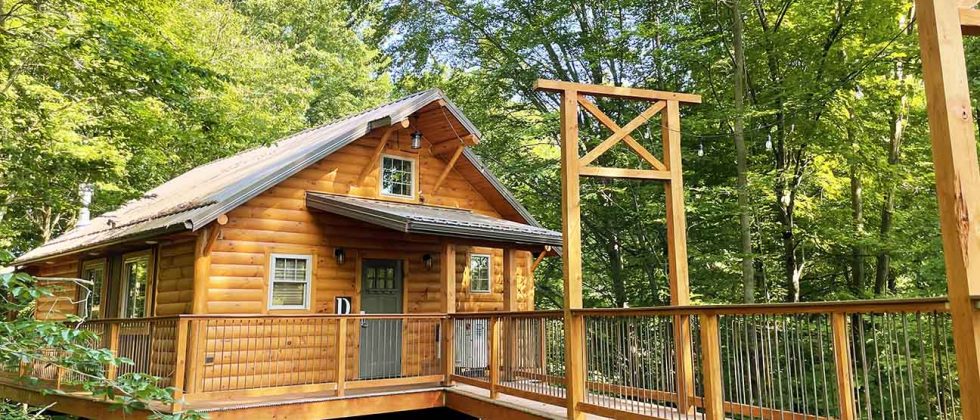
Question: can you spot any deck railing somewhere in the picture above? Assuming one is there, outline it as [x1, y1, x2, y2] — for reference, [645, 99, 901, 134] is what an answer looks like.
[450, 298, 960, 420]
[10, 298, 961, 418]
[178, 313, 447, 400]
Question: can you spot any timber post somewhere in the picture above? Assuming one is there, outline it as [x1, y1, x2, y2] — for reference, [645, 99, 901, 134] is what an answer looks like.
[441, 241, 456, 386]
[106, 322, 120, 381]
[502, 248, 518, 381]
[831, 313, 855, 420]
[558, 86, 586, 420]
[336, 317, 348, 396]
[917, 2, 980, 417]
[183, 319, 201, 394]
[699, 314, 723, 420]
[172, 318, 190, 406]
[534, 79, 701, 420]
[663, 99, 696, 414]
[488, 315, 501, 399]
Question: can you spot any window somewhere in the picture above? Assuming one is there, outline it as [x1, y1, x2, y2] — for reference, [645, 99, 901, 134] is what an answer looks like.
[268, 254, 312, 309]
[380, 155, 415, 198]
[121, 252, 151, 318]
[79, 259, 106, 319]
[469, 254, 492, 293]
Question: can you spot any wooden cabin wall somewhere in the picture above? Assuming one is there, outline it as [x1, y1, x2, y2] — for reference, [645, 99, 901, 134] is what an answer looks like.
[195, 125, 538, 388]
[33, 256, 80, 320]
[208, 125, 535, 315]
[154, 240, 195, 315]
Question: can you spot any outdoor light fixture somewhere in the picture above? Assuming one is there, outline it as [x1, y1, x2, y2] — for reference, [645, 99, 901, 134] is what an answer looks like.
[334, 248, 346, 265]
[410, 130, 423, 149]
[422, 254, 433, 270]
[410, 114, 423, 149]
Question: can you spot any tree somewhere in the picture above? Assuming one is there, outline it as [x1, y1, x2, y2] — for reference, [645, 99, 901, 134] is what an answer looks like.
[0, 0, 390, 255]
[372, 0, 944, 307]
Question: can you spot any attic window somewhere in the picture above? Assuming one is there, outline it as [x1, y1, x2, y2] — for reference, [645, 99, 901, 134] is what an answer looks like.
[380, 155, 415, 198]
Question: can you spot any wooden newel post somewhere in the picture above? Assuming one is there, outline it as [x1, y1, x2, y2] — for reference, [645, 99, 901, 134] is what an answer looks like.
[442, 317, 455, 386]
[831, 313, 855, 420]
[488, 316, 501, 399]
[172, 318, 190, 405]
[107, 322, 120, 381]
[184, 320, 202, 394]
[336, 317, 348, 397]
[699, 314, 723, 420]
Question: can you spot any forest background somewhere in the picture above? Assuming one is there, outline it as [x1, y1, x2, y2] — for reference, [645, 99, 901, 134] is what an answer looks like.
[2, 0, 974, 309]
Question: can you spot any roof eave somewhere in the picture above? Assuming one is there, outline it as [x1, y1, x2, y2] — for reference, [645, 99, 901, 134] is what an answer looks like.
[406, 220, 562, 248]
[12, 223, 189, 267]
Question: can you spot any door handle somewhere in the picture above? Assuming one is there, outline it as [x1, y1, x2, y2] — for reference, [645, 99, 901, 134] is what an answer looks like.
[361, 320, 368, 328]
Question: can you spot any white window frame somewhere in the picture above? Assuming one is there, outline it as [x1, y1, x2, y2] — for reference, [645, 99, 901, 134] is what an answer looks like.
[119, 250, 153, 319]
[469, 253, 492, 293]
[379, 154, 417, 199]
[267, 253, 313, 310]
[79, 258, 107, 319]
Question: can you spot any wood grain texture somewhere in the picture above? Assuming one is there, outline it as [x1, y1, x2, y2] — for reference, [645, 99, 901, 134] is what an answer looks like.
[916, 1, 980, 417]
[34, 257, 80, 320]
[156, 240, 195, 315]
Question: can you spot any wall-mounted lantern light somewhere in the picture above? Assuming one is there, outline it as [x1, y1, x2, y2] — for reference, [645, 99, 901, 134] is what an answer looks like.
[410, 130, 423, 149]
[334, 248, 346, 265]
[422, 254, 433, 271]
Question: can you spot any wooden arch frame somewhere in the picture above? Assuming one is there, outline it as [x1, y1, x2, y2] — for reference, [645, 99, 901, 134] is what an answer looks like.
[534, 79, 701, 419]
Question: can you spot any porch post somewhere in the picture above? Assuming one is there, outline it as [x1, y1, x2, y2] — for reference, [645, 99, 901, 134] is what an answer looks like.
[663, 100, 695, 414]
[441, 241, 456, 385]
[559, 89, 586, 420]
[441, 241, 456, 313]
[502, 248, 517, 381]
[916, 2, 980, 417]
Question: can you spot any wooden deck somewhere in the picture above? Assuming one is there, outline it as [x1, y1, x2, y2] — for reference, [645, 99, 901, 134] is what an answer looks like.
[3, 300, 962, 419]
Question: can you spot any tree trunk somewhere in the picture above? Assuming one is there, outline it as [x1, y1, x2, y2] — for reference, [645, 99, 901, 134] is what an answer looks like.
[731, 0, 755, 304]
[874, 56, 907, 296]
[846, 104, 865, 294]
[606, 232, 627, 308]
[849, 161, 865, 293]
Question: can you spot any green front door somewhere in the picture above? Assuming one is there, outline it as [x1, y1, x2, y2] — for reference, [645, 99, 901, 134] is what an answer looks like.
[359, 259, 403, 379]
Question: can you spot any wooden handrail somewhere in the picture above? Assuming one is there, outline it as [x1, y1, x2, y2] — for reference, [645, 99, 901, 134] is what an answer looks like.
[66, 296, 953, 326]
[176, 313, 449, 320]
[571, 296, 950, 317]
[449, 309, 564, 318]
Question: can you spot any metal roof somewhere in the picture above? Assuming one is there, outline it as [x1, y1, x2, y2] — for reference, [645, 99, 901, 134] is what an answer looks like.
[15, 89, 545, 265]
[306, 193, 562, 247]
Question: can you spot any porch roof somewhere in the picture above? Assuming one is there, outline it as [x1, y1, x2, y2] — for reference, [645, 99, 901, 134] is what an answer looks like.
[306, 192, 563, 248]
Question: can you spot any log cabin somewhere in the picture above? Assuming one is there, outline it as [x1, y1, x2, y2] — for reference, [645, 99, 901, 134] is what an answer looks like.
[16, 89, 559, 321]
[5, 89, 565, 418]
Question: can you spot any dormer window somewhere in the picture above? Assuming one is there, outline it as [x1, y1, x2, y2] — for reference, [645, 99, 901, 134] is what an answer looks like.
[380, 155, 415, 198]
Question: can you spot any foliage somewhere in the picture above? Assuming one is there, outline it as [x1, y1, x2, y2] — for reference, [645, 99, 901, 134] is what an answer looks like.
[0, 0, 389, 255]
[371, 0, 951, 307]
[0, 251, 202, 419]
